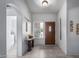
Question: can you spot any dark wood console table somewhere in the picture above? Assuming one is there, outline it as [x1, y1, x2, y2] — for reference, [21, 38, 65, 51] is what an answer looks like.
[27, 39, 34, 52]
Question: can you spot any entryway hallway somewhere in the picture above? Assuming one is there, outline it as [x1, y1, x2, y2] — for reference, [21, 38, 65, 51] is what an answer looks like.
[0, 0, 79, 58]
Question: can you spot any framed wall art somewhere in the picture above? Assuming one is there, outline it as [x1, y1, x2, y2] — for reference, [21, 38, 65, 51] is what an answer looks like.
[76, 23, 79, 35]
[70, 21, 74, 32]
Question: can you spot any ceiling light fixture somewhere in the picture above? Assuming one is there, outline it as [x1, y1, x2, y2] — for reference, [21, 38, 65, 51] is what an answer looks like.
[42, 0, 48, 7]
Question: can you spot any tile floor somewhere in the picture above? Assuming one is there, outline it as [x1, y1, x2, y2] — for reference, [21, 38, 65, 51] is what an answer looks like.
[7, 44, 17, 58]
[21, 45, 78, 58]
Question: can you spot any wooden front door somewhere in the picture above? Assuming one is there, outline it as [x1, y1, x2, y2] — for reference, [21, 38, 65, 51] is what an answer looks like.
[45, 22, 55, 45]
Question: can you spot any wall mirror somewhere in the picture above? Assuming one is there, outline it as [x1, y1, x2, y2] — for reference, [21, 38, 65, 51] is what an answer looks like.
[60, 18, 62, 40]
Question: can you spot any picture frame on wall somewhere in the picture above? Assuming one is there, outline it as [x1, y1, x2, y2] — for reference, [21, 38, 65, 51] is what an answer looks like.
[70, 21, 73, 32]
[76, 23, 79, 35]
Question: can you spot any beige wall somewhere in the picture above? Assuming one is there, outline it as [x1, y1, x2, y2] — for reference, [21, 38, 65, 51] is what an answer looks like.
[0, 0, 6, 57]
[57, 0, 67, 54]
[67, 0, 79, 55]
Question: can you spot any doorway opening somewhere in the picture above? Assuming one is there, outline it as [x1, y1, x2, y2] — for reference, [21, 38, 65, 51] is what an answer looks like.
[6, 5, 17, 57]
[40, 22, 44, 38]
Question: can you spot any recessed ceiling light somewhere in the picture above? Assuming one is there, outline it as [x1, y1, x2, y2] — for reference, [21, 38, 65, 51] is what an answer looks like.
[42, 0, 48, 7]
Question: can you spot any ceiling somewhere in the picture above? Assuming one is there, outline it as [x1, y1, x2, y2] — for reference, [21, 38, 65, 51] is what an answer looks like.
[25, 0, 65, 13]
